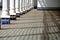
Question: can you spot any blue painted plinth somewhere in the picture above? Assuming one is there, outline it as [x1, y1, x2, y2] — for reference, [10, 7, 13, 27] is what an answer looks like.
[1, 18, 10, 24]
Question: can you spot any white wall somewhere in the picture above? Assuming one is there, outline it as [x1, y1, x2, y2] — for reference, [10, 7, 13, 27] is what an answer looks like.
[0, 0, 1, 2]
[37, 0, 60, 7]
[0, 0, 2, 6]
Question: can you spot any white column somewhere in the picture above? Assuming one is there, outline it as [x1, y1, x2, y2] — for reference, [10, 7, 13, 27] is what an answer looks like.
[10, 0, 16, 15]
[24, 0, 28, 12]
[31, 0, 32, 8]
[28, 0, 31, 11]
[25, 0, 27, 10]
[24, 0, 26, 11]
[15, 0, 20, 17]
[1, 0, 10, 18]
[31, 0, 34, 9]
[28, 0, 31, 10]
[30, 0, 32, 9]
[22, 0, 25, 12]
[20, 0, 23, 14]
[27, 0, 29, 10]
[32, 0, 34, 8]
[25, 0, 28, 11]
[1, 0, 10, 24]
[29, 0, 31, 9]
[10, 0, 16, 20]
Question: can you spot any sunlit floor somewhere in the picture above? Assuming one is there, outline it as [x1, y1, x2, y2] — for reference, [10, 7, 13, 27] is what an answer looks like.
[0, 9, 60, 40]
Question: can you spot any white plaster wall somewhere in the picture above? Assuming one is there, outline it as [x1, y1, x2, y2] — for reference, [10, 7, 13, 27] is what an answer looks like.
[0, 0, 2, 6]
[37, 0, 60, 7]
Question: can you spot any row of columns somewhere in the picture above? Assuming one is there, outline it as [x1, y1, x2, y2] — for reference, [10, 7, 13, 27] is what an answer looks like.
[1, 0, 34, 24]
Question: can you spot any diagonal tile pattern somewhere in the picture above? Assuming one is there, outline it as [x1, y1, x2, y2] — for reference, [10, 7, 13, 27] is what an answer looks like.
[0, 9, 60, 40]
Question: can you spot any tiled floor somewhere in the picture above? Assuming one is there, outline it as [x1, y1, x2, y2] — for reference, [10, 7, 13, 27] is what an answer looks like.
[0, 9, 60, 40]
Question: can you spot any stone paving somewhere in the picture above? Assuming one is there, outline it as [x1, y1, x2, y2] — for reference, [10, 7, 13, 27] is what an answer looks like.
[0, 9, 60, 40]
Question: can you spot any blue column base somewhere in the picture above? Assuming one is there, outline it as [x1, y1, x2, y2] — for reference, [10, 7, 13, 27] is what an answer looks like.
[10, 15, 16, 20]
[16, 13, 20, 17]
[1, 18, 10, 24]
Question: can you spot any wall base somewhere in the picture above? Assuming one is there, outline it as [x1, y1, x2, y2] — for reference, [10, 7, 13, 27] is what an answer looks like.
[37, 7, 60, 11]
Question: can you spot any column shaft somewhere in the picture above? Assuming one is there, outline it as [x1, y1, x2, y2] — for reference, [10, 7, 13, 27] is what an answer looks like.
[23, 0, 25, 11]
[28, 0, 31, 10]
[30, 0, 33, 9]
[1, 0, 10, 24]
[10, 0, 16, 20]
[27, 0, 29, 10]
[2, 0, 9, 17]
[20, 0, 25, 14]
[22, 0, 26, 13]
[15, 0, 20, 17]
[25, 0, 27, 10]
[22, 0, 25, 12]
[27, 0, 31, 11]
[24, 0, 28, 13]
[25, 0, 28, 11]
[20, 0, 23, 14]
